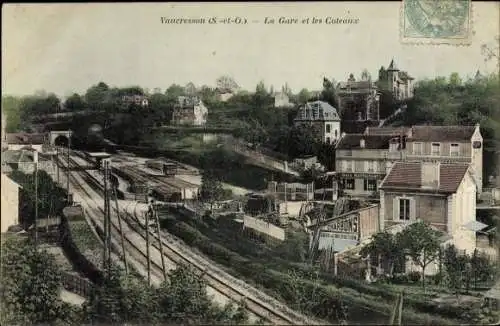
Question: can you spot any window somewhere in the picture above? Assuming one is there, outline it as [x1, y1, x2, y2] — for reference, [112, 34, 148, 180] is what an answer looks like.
[431, 143, 441, 156]
[364, 179, 377, 191]
[413, 142, 423, 155]
[326, 137, 331, 144]
[450, 143, 460, 156]
[343, 178, 355, 190]
[326, 124, 331, 133]
[365, 160, 375, 172]
[399, 198, 411, 220]
[335, 130, 338, 138]
[343, 160, 354, 172]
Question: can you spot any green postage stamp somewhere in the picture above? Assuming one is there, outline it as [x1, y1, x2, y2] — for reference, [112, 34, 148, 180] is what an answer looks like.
[401, 0, 472, 45]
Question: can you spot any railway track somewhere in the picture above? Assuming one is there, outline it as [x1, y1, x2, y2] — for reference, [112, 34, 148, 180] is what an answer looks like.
[61, 152, 321, 325]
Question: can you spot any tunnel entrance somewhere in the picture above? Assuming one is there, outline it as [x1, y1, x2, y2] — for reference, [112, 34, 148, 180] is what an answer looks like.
[54, 135, 69, 147]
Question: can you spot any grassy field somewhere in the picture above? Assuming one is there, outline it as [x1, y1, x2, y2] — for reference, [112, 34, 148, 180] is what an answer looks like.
[159, 211, 470, 325]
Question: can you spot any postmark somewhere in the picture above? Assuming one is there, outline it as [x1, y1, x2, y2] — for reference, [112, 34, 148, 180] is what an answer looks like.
[401, 0, 472, 45]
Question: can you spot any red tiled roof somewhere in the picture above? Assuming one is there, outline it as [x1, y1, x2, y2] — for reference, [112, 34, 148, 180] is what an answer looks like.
[380, 162, 469, 194]
[409, 125, 477, 142]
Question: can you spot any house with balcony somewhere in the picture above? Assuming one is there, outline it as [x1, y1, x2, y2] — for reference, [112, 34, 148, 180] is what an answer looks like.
[294, 100, 341, 144]
[171, 96, 208, 126]
[404, 124, 483, 193]
[364, 124, 483, 194]
[335, 133, 405, 199]
[379, 161, 477, 255]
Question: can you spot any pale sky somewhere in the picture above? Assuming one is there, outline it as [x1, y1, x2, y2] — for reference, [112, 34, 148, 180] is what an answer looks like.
[2, 2, 499, 97]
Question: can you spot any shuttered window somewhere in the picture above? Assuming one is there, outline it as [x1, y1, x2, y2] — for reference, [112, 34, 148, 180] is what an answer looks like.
[393, 196, 415, 221]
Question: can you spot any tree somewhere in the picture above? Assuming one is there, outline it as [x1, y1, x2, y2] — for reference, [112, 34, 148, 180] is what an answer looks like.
[287, 124, 318, 158]
[1, 237, 74, 325]
[277, 230, 309, 262]
[64, 93, 87, 111]
[399, 221, 442, 291]
[361, 69, 371, 81]
[360, 230, 403, 278]
[320, 77, 338, 108]
[296, 88, 311, 104]
[449, 72, 462, 86]
[85, 82, 110, 109]
[216, 75, 239, 92]
[254, 80, 272, 107]
[1, 95, 22, 132]
[200, 170, 225, 211]
[443, 244, 466, 298]
[480, 35, 500, 67]
[165, 84, 186, 103]
[156, 264, 248, 324]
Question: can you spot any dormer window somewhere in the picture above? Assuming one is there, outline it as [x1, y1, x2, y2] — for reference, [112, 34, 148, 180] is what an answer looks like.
[450, 143, 460, 156]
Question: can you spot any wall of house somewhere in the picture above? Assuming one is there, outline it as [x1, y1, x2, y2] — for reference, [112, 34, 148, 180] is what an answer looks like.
[324, 121, 341, 143]
[7, 144, 44, 152]
[382, 192, 447, 230]
[406, 140, 471, 158]
[358, 205, 380, 240]
[1, 174, 20, 232]
[449, 172, 477, 254]
[471, 127, 483, 192]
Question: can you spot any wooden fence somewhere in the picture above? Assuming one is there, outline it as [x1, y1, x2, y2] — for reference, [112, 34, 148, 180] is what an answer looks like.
[61, 271, 95, 299]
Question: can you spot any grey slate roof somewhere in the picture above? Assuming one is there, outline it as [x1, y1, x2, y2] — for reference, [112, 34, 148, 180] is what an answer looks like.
[294, 100, 340, 121]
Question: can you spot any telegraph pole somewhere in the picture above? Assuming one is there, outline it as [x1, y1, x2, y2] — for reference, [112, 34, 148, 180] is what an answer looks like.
[34, 161, 38, 247]
[113, 185, 128, 275]
[145, 206, 151, 286]
[103, 159, 109, 274]
[106, 160, 112, 273]
[66, 134, 71, 203]
[153, 201, 167, 282]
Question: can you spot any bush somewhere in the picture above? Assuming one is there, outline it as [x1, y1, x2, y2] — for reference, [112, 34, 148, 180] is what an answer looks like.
[408, 271, 422, 283]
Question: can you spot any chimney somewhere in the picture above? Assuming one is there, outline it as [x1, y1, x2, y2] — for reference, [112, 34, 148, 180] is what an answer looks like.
[421, 162, 440, 189]
[33, 150, 39, 164]
[360, 138, 366, 148]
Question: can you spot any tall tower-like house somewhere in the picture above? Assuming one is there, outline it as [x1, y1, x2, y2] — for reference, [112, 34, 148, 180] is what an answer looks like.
[379, 59, 414, 101]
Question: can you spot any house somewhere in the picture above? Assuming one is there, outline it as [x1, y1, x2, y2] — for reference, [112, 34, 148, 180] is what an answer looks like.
[1, 173, 22, 233]
[363, 124, 483, 193]
[171, 96, 208, 126]
[294, 100, 341, 144]
[1, 149, 56, 176]
[378, 59, 415, 100]
[4, 133, 46, 152]
[274, 92, 294, 108]
[122, 95, 149, 107]
[335, 133, 405, 199]
[379, 161, 477, 255]
[336, 73, 381, 121]
[404, 124, 483, 193]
